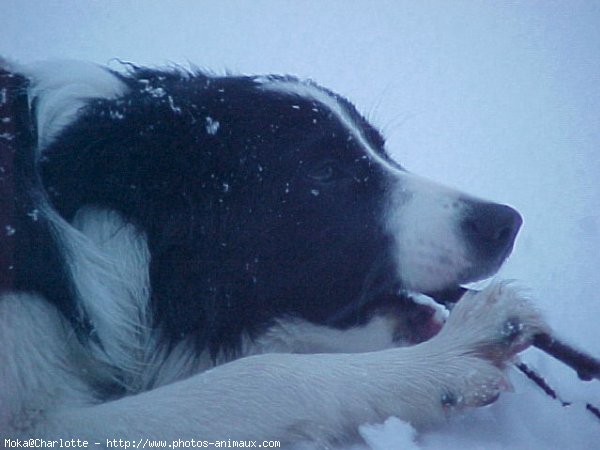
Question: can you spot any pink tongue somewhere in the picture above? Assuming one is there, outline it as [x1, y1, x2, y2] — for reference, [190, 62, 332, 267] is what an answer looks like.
[404, 302, 445, 344]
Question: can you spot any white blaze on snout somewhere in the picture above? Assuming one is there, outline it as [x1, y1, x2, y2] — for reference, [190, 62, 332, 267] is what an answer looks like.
[385, 173, 472, 293]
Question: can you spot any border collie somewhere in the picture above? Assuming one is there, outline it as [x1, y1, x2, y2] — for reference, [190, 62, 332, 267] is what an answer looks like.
[0, 60, 546, 447]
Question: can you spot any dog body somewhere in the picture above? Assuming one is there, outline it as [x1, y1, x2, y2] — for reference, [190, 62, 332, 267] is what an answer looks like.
[0, 61, 545, 446]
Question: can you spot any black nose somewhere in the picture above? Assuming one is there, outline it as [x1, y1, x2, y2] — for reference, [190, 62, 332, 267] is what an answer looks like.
[461, 201, 523, 262]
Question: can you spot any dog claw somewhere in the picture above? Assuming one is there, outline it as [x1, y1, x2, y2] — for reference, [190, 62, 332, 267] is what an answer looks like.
[501, 317, 524, 342]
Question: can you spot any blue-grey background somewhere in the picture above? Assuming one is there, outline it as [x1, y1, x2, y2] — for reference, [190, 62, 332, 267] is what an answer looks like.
[2, 1, 599, 448]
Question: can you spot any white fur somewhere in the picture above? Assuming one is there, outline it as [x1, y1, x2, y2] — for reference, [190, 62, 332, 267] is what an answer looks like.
[68, 207, 153, 389]
[143, 315, 400, 390]
[21, 203, 153, 393]
[386, 173, 473, 293]
[24, 60, 127, 150]
[21, 60, 144, 383]
[0, 293, 101, 434]
[3, 283, 546, 445]
[249, 315, 399, 355]
[1, 64, 546, 446]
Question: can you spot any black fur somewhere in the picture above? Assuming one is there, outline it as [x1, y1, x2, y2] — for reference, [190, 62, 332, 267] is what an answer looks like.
[2, 73, 87, 337]
[35, 68, 403, 357]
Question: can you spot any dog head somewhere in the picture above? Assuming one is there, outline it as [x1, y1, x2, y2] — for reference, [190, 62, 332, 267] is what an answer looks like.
[243, 76, 522, 326]
[32, 64, 521, 348]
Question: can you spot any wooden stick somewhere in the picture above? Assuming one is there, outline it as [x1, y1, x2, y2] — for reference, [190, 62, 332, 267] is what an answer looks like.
[516, 361, 600, 423]
[451, 288, 600, 381]
[515, 361, 570, 406]
[532, 333, 600, 381]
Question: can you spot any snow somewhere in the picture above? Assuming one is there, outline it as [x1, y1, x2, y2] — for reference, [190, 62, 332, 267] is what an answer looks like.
[2, 1, 599, 448]
[27, 209, 40, 222]
[109, 110, 125, 120]
[168, 95, 182, 114]
[205, 116, 220, 135]
[144, 85, 167, 98]
[359, 417, 420, 450]
[4, 225, 16, 236]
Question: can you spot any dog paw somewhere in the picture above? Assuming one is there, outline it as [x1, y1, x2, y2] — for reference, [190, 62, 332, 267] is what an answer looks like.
[435, 282, 548, 366]
[405, 282, 549, 418]
[435, 355, 514, 412]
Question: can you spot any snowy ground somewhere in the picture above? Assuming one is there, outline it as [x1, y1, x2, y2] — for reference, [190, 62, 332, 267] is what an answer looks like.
[2, 1, 599, 448]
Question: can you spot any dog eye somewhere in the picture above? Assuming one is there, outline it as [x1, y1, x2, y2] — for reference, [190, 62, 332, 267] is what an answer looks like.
[307, 161, 345, 183]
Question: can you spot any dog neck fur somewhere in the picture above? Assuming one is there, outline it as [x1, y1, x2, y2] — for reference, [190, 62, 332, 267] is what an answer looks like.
[24, 60, 128, 151]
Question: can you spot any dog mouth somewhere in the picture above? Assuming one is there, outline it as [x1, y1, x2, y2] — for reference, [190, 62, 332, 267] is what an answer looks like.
[326, 258, 475, 344]
[424, 285, 469, 307]
[387, 284, 470, 345]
